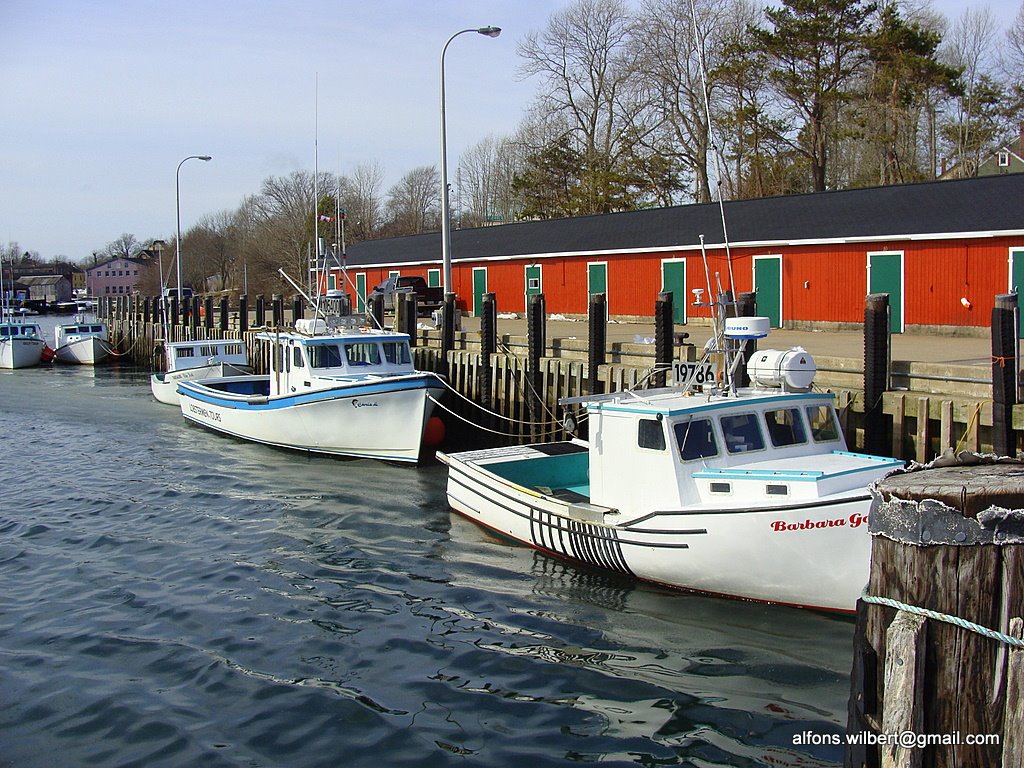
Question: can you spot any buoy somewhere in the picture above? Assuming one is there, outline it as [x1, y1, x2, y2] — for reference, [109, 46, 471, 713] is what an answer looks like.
[41, 345, 56, 363]
[423, 415, 445, 448]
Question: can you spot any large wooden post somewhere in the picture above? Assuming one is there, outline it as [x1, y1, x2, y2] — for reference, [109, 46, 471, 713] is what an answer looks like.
[864, 293, 892, 457]
[991, 293, 1018, 456]
[848, 455, 1024, 768]
[588, 292, 607, 395]
[527, 292, 546, 436]
[479, 292, 497, 409]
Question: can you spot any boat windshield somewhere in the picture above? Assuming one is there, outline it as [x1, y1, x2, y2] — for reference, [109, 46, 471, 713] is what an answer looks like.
[806, 404, 841, 442]
[382, 341, 411, 365]
[764, 407, 808, 447]
[345, 342, 381, 367]
[674, 418, 718, 461]
[720, 412, 766, 454]
[308, 343, 344, 369]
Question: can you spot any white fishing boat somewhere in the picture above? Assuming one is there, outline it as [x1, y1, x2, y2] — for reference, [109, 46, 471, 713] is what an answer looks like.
[0, 320, 49, 369]
[53, 320, 113, 365]
[176, 318, 446, 464]
[150, 339, 253, 405]
[438, 316, 902, 612]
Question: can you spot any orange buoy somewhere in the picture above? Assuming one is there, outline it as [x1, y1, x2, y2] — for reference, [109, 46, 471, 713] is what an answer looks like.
[423, 416, 445, 448]
[41, 345, 56, 363]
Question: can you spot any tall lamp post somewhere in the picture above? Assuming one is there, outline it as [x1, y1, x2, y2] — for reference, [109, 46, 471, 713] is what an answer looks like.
[439, 26, 500, 296]
[176, 154, 212, 301]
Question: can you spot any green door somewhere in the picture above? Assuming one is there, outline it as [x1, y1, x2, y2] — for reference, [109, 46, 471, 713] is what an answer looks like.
[1011, 250, 1024, 337]
[356, 273, 367, 313]
[753, 256, 782, 328]
[427, 268, 441, 289]
[588, 263, 607, 295]
[868, 253, 904, 334]
[525, 265, 542, 299]
[661, 260, 687, 323]
[472, 267, 487, 318]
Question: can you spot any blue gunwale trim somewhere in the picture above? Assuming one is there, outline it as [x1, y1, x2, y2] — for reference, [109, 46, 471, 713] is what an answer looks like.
[591, 391, 834, 417]
[179, 374, 442, 411]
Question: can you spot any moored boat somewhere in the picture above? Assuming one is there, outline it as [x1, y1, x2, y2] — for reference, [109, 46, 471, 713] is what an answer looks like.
[53, 320, 113, 365]
[150, 339, 253, 405]
[176, 318, 446, 464]
[438, 318, 903, 612]
[0, 320, 49, 369]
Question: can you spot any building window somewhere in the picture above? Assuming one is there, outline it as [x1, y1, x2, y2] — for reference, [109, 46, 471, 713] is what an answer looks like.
[998, 151, 1010, 167]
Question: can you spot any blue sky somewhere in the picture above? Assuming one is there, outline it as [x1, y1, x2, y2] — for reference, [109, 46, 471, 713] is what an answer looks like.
[1, 0, 1019, 260]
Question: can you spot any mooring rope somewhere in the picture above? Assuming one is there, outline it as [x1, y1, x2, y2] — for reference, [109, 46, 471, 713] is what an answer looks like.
[861, 592, 1024, 648]
[427, 394, 565, 438]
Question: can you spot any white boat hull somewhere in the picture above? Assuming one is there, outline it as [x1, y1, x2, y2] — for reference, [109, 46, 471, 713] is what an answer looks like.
[178, 374, 445, 463]
[0, 338, 46, 369]
[150, 362, 253, 405]
[54, 337, 111, 365]
[440, 446, 881, 612]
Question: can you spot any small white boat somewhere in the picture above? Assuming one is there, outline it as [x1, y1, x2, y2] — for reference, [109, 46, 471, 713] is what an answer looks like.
[150, 339, 253, 405]
[438, 318, 903, 612]
[176, 318, 446, 464]
[0, 320, 50, 369]
[53, 320, 113, 365]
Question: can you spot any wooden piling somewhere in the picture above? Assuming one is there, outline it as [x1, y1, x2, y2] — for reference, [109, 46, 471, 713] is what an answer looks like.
[991, 293, 1017, 456]
[588, 292, 607, 395]
[864, 293, 892, 457]
[847, 453, 1024, 768]
[654, 291, 672, 388]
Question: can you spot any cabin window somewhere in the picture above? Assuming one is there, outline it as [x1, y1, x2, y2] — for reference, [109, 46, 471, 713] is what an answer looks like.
[638, 419, 666, 451]
[200, 345, 216, 357]
[309, 344, 343, 369]
[345, 342, 381, 367]
[766, 484, 789, 496]
[765, 407, 807, 447]
[175, 347, 196, 358]
[709, 482, 731, 494]
[807, 405, 841, 442]
[292, 346, 304, 368]
[382, 341, 411, 365]
[720, 413, 765, 454]
[0, 327, 8, 337]
[674, 418, 718, 461]
[223, 344, 242, 356]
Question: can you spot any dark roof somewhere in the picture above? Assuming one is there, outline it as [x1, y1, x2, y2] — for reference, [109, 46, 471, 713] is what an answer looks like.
[346, 175, 1024, 268]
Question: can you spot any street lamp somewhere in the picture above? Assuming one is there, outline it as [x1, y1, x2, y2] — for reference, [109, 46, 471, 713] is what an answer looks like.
[176, 154, 212, 301]
[440, 25, 501, 296]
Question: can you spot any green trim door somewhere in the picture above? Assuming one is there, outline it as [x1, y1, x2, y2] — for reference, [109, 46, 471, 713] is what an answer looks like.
[753, 255, 782, 328]
[588, 262, 608, 317]
[427, 268, 441, 289]
[525, 265, 542, 299]
[868, 252, 904, 333]
[356, 273, 367, 313]
[472, 267, 487, 318]
[1010, 249, 1024, 337]
[661, 260, 687, 323]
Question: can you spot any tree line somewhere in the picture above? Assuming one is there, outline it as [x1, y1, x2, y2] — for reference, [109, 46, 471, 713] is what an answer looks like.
[11, 0, 1023, 297]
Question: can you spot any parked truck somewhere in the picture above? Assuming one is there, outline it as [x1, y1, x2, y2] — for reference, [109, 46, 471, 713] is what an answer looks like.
[368, 276, 444, 314]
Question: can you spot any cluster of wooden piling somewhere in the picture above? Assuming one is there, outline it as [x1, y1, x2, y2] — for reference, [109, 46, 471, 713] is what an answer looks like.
[101, 290, 1012, 459]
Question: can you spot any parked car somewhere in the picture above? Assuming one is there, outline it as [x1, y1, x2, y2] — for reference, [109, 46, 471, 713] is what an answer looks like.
[369, 276, 443, 314]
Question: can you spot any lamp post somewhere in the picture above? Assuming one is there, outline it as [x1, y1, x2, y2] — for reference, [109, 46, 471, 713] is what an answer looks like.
[439, 25, 500, 296]
[175, 154, 212, 301]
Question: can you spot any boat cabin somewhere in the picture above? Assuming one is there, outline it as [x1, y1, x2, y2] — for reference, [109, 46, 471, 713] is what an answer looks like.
[0, 322, 43, 339]
[261, 320, 418, 397]
[55, 322, 107, 345]
[164, 340, 249, 372]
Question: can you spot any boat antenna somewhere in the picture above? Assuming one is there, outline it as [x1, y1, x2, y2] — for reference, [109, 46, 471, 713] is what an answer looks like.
[311, 72, 324, 323]
[689, 0, 736, 299]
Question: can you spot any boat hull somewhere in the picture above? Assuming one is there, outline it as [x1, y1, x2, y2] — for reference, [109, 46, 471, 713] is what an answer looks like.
[54, 337, 111, 365]
[0, 338, 46, 369]
[150, 363, 253, 405]
[178, 374, 445, 463]
[440, 447, 875, 612]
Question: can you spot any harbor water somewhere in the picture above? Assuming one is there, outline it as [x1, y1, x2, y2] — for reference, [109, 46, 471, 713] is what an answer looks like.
[1, 339, 856, 767]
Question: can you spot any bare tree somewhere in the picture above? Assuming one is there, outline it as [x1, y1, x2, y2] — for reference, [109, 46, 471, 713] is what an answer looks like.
[105, 233, 140, 260]
[384, 166, 440, 236]
[344, 162, 386, 242]
[517, 0, 645, 213]
[456, 134, 525, 227]
[1005, 1, 1024, 80]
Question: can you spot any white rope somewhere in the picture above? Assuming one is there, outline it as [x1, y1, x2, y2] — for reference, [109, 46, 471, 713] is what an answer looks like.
[428, 394, 566, 438]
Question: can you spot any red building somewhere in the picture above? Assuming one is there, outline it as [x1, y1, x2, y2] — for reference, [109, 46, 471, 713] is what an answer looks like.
[338, 175, 1024, 335]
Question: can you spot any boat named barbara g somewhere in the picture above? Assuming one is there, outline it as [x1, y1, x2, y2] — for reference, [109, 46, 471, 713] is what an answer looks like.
[53, 319, 114, 365]
[150, 339, 253, 405]
[438, 315, 903, 612]
[176, 317, 446, 464]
